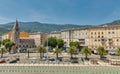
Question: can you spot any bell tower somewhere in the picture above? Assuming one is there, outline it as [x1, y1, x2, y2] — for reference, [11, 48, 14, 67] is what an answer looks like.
[11, 20, 20, 51]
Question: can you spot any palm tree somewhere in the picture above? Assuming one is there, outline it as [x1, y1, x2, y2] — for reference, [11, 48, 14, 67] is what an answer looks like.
[116, 48, 120, 56]
[0, 40, 1, 47]
[81, 46, 91, 59]
[67, 46, 76, 59]
[53, 47, 61, 59]
[0, 46, 6, 58]
[97, 46, 107, 59]
[37, 46, 46, 59]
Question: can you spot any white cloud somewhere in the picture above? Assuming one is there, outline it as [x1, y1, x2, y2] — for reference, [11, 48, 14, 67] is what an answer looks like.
[0, 16, 14, 24]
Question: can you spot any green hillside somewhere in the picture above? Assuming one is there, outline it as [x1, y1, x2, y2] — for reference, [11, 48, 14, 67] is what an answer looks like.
[0, 22, 89, 33]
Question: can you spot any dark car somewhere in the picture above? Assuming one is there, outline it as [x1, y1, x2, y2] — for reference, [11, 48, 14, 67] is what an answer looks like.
[70, 57, 79, 63]
[57, 57, 63, 61]
[9, 60, 17, 63]
[48, 58, 55, 61]
[0, 59, 6, 63]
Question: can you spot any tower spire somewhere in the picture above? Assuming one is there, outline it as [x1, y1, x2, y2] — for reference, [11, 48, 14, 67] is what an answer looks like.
[12, 19, 19, 31]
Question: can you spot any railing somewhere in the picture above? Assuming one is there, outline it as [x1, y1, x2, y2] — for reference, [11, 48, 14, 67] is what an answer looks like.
[0, 64, 119, 74]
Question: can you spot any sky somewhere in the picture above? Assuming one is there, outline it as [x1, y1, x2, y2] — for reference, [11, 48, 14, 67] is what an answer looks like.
[0, 0, 120, 25]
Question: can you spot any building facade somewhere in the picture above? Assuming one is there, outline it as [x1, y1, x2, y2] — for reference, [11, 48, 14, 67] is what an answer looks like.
[48, 31, 61, 38]
[49, 25, 120, 51]
[29, 32, 47, 47]
[54, 28, 89, 47]
[2, 20, 36, 52]
[88, 25, 120, 50]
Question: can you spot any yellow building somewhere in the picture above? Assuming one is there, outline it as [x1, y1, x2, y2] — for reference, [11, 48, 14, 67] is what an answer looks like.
[88, 25, 120, 50]
[29, 32, 47, 47]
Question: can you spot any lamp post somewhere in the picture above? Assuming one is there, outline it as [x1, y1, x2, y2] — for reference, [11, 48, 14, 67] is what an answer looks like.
[27, 49, 29, 58]
[0, 46, 4, 58]
[46, 35, 49, 63]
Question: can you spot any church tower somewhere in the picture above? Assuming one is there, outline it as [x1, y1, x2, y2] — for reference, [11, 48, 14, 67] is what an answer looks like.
[11, 20, 20, 51]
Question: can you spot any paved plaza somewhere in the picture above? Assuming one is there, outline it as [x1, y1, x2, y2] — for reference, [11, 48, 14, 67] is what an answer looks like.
[0, 53, 120, 74]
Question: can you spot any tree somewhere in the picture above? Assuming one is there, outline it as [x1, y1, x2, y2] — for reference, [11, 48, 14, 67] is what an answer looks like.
[81, 46, 91, 59]
[69, 41, 80, 47]
[45, 37, 57, 48]
[0, 47, 6, 58]
[0, 40, 1, 47]
[37, 46, 46, 59]
[53, 47, 61, 59]
[67, 46, 77, 59]
[97, 46, 107, 59]
[57, 38, 64, 48]
[2, 39, 10, 45]
[5, 41, 15, 53]
[69, 41, 80, 48]
[116, 48, 120, 56]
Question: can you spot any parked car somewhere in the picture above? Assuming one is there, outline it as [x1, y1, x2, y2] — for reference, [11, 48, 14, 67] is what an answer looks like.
[70, 57, 79, 63]
[108, 50, 116, 55]
[0, 59, 6, 63]
[57, 57, 63, 61]
[9, 60, 17, 63]
[48, 58, 55, 61]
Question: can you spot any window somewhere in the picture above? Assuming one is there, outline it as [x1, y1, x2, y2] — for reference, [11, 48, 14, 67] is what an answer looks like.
[91, 36, 93, 38]
[91, 32, 93, 34]
[94, 39, 97, 41]
[95, 32, 96, 35]
[101, 36, 104, 38]
[98, 36, 100, 38]
[98, 32, 100, 34]
[117, 39, 119, 42]
[112, 32, 115, 34]
[101, 39, 104, 41]
[102, 32, 103, 34]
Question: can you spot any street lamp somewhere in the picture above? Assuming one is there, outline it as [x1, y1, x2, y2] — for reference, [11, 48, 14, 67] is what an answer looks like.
[46, 35, 49, 63]
[0, 46, 4, 58]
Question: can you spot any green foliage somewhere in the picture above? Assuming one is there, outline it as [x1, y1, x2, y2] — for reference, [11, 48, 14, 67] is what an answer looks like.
[45, 37, 64, 49]
[53, 47, 61, 54]
[53, 47, 61, 59]
[0, 40, 1, 47]
[97, 46, 107, 58]
[0, 47, 6, 58]
[116, 48, 120, 56]
[1, 22, 81, 34]
[81, 46, 91, 59]
[4, 41, 15, 53]
[47, 37, 57, 48]
[37, 46, 46, 53]
[2, 39, 10, 45]
[37, 46, 46, 58]
[69, 41, 80, 48]
[57, 38, 64, 48]
[67, 46, 77, 58]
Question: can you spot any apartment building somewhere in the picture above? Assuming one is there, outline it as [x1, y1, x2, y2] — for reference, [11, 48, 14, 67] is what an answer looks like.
[72, 28, 89, 46]
[50, 28, 89, 47]
[48, 31, 61, 38]
[29, 32, 47, 47]
[88, 25, 120, 50]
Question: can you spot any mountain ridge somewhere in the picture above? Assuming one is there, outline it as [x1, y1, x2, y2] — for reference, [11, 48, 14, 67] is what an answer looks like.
[1, 20, 120, 35]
